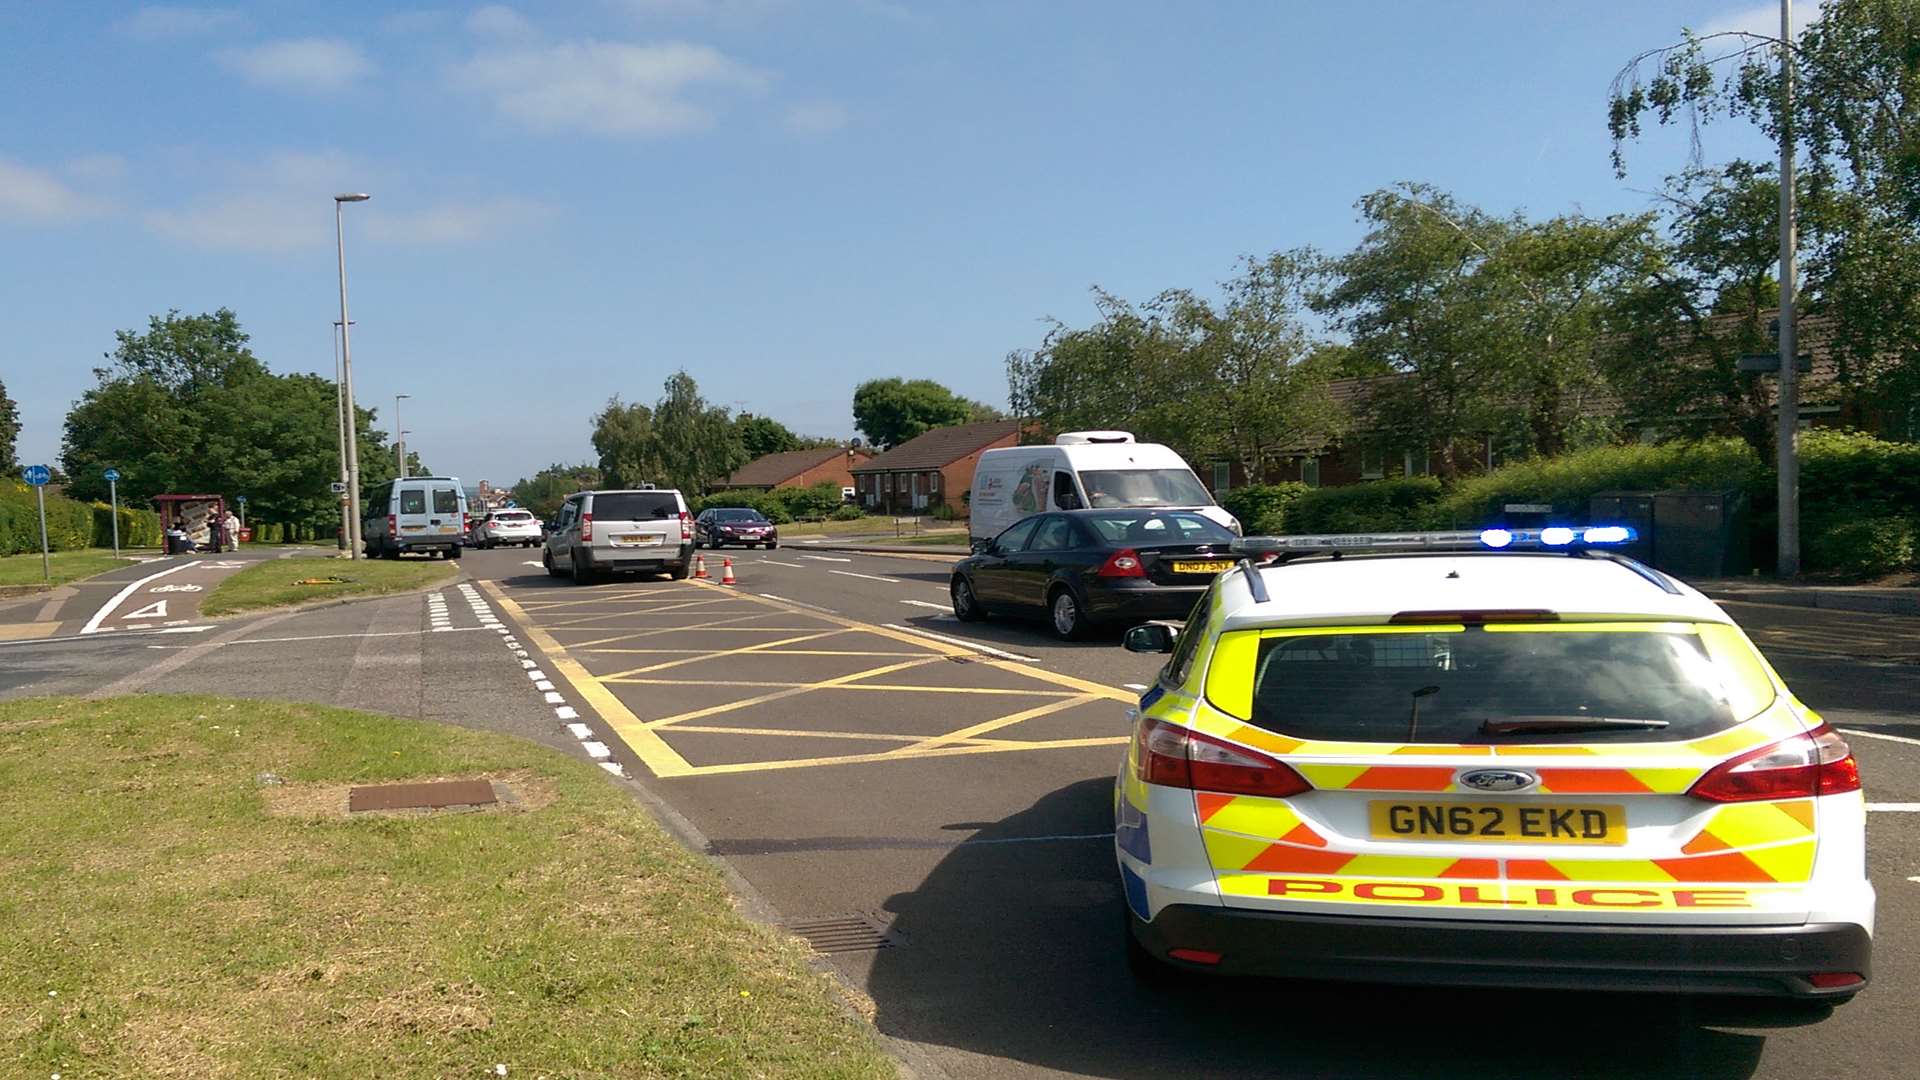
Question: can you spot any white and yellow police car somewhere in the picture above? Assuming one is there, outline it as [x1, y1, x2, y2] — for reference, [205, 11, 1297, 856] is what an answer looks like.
[1116, 527, 1873, 1002]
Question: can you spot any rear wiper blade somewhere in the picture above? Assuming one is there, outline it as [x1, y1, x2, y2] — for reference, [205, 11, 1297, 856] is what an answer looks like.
[1479, 716, 1671, 735]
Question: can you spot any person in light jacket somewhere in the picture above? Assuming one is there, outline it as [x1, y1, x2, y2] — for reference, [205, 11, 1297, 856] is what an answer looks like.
[224, 509, 242, 549]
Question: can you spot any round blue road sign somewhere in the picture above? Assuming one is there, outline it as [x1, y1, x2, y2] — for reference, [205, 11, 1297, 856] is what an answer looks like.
[23, 465, 51, 486]
[103, 468, 121, 482]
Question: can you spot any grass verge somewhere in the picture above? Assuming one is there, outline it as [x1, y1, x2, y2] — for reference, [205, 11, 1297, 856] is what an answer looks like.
[780, 517, 967, 540]
[200, 555, 457, 616]
[0, 695, 893, 1079]
[0, 549, 145, 589]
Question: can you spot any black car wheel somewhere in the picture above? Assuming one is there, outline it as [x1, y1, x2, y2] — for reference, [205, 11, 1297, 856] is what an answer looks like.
[1049, 586, 1088, 641]
[766, 540, 778, 549]
[951, 575, 985, 621]
[571, 549, 597, 586]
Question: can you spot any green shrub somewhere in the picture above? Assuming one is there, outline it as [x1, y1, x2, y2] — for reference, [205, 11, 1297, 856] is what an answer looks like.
[1427, 439, 1765, 528]
[692, 491, 793, 524]
[932, 502, 963, 521]
[0, 483, 91, 553]
[1804, 515, 1917, 578]
[831, 504, 865, 521]
[1287, 477, 1444, 534]
[1220, 483, 1309, 535]
[769, 482, 842, 522]
[91, 503, 161, 548]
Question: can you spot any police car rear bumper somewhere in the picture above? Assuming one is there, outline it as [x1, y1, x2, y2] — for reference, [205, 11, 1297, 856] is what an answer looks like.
[1132, 904, 1871, 999]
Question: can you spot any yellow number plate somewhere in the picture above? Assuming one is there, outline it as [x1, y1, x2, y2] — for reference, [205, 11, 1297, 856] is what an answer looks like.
[617, 534, 658, 545]
[1171, 560, 1234, 574]
[1368, 802, 1626, 845]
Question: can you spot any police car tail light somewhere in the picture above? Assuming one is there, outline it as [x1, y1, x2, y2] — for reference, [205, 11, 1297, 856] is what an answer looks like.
[1687, 725, 1860, 802]
[1134, 718, 1309, 798]
[1099, 548, 1146, 578]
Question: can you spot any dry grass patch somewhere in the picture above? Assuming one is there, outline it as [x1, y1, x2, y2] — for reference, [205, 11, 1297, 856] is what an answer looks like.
[0, 695, 894, 1079]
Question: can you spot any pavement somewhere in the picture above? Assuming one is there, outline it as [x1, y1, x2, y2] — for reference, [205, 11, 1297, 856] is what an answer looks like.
[1, 544, 1917, 1078]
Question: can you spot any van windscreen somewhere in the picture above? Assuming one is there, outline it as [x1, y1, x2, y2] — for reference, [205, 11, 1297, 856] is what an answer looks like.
[1079, 469, 1211, 509]
[593, 492, 678, 520]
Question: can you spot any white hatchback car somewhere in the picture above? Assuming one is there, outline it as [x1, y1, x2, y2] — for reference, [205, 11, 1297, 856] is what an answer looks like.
[472, 508, 542, 548]
[1116, 527, 1873, 1004]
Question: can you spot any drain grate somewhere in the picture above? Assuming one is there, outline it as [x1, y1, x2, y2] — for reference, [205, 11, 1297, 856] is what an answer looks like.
[782, 912, 902, 954]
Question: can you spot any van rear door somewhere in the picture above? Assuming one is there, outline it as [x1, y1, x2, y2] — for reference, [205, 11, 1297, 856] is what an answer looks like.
[430, 485, 463, 540]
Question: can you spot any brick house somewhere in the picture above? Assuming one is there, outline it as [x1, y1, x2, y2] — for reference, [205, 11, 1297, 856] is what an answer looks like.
[712, 446, 872, 493]
[850, 419, 1023, 515]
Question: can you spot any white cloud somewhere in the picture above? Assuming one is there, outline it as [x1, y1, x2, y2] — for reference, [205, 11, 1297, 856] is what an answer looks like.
[617, 0, 793, 20]
[114, 6, 243, 39]
[1696, 0, 1826, 39]
[143, 193, 320, 252]
[217, 38, 373, 94]
[364, 197, 556, 244]
[141, 152, 552, 252]
[0, 159, 108, 223]
[783, 100, 847, 135]
[64, 154, 128, 182]
[380, 9, 451, 34]
[451, 40, 769, 136]
[467, 4, 534, 38]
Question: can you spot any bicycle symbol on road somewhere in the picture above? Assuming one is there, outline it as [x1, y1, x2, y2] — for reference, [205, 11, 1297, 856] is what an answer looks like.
[150, 584, 203, 593]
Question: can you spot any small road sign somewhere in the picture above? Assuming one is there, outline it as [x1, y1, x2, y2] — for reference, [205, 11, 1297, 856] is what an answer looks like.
[103, 467, 121, 482]
[1503, 503, 1552, 514]
[330, 481, 348, 494]
[23, 464, 51, 486]
[1737, 353, 1813, 374]
[237, 494, 248, 504]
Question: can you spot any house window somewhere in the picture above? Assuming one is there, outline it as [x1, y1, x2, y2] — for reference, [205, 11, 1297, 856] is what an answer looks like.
[1211, 462, 1231, 494]
[929, 472, 940, 492]
[1301, 457, 1321, 488]
[1360, 448, 1384, 480]
[1404, 449, 1430, 477]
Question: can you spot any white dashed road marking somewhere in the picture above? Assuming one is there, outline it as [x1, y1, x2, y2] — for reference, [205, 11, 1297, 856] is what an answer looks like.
[830, 569, 902, 584]
[455, 583, 627, 778]
[799, 555, 853, 563]
[1866, 804, 1920, 812]
[1843, 728, 1920, 749]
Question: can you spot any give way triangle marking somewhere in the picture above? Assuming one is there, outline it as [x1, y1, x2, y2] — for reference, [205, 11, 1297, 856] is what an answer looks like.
[123, 600, 169, 620]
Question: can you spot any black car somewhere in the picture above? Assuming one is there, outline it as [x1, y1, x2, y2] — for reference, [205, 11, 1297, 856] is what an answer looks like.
[694, 507, 780, 549]
[949, 508, 1239, 639]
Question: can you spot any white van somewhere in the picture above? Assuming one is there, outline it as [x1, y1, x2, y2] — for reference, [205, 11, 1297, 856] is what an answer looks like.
[362, 476, 470, 559]
[967, 432, 1236, 547]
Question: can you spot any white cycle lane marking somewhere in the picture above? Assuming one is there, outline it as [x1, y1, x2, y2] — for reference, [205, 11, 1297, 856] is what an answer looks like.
[81, 562, 194, 634]
[454, 581, 625, 776]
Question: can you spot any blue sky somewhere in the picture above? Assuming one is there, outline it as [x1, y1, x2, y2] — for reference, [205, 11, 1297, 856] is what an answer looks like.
[2, 1, 1801, 488]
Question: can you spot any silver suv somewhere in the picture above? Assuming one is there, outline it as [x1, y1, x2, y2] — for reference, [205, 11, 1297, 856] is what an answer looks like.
[543, 489, 694, 584]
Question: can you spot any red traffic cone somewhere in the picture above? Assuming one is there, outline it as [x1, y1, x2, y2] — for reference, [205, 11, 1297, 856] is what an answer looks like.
[720, 557, 737, 586]
[693, 553, 709, 580]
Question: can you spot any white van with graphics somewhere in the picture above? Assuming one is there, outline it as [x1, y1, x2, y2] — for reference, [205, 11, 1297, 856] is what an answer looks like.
[967, 432, 1236, 548]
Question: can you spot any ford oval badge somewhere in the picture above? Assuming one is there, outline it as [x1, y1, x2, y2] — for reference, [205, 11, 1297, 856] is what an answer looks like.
[1457, 769, 1538, 793]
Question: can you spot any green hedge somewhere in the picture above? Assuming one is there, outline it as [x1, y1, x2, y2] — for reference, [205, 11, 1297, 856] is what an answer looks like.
[0, 482, 93, 555]
[1220, 483, 1309, 535]
[91, 503, 161, 549]
[694, 483, 853, 525]
[1286, 477, 1445, 534]
[1796, 430, 1920, 577]
[1426, 440, 1766, 529]
[831, 504, 865, 521]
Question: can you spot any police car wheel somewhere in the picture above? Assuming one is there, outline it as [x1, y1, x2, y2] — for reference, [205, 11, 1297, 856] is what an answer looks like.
[1049, 588, 1087, 640]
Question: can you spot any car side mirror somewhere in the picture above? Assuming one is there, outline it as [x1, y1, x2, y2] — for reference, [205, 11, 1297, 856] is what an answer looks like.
[1124, 623, 1178, 654]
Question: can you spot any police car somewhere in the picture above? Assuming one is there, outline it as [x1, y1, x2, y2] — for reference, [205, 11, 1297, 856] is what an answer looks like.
[1115, 527, 1873, 1002]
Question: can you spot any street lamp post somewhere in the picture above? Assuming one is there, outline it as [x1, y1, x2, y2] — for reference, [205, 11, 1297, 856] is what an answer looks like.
[395, 393, 411, 478]
[333, 321, 351, 551]
[334, 193, 371, 559]
[1775, 0, 1800, 577]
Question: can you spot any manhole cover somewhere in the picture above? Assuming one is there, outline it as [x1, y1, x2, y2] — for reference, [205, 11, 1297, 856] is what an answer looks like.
[782, 912, 902, 954]
[347, 779, 498, 813]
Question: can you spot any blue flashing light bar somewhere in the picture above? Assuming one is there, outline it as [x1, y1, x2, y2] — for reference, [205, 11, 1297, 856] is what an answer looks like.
[1231, 526, 1637, 558]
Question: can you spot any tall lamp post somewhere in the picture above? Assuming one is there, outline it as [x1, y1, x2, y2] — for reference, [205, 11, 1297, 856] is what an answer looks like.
[395, 393, 411, 478]
[1775, 0, 1800, 577]
[332, 321, 351, 551]
[334, 192, 371, 558]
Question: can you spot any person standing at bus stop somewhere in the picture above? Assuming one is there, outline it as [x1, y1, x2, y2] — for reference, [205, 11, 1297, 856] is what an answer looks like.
[224, 508, 242, 550]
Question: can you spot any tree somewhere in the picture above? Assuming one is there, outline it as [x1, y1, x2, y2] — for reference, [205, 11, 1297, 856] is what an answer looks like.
[1007, 289, 1189, 449]
[590, 397, 659, 489]
[60, 309, 400, 533]
[1608, 0, 1920, 432]
[851, 378, 987, 449]
[651, 371, 748, 493]
[1156, 252, 1347, 480]
[1599, 164, 1792, 458]
[734, 414, 841, 460]
[513, 463, 603, 519]
[0, 378, 19, 474]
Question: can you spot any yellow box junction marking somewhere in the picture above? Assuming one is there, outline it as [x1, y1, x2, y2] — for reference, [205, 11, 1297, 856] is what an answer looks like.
[484, 578, 1134, 777]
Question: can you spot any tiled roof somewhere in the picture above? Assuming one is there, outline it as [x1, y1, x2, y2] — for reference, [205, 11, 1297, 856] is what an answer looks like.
[714, 447, 863, 488]
[851, 420, 1024, 472]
